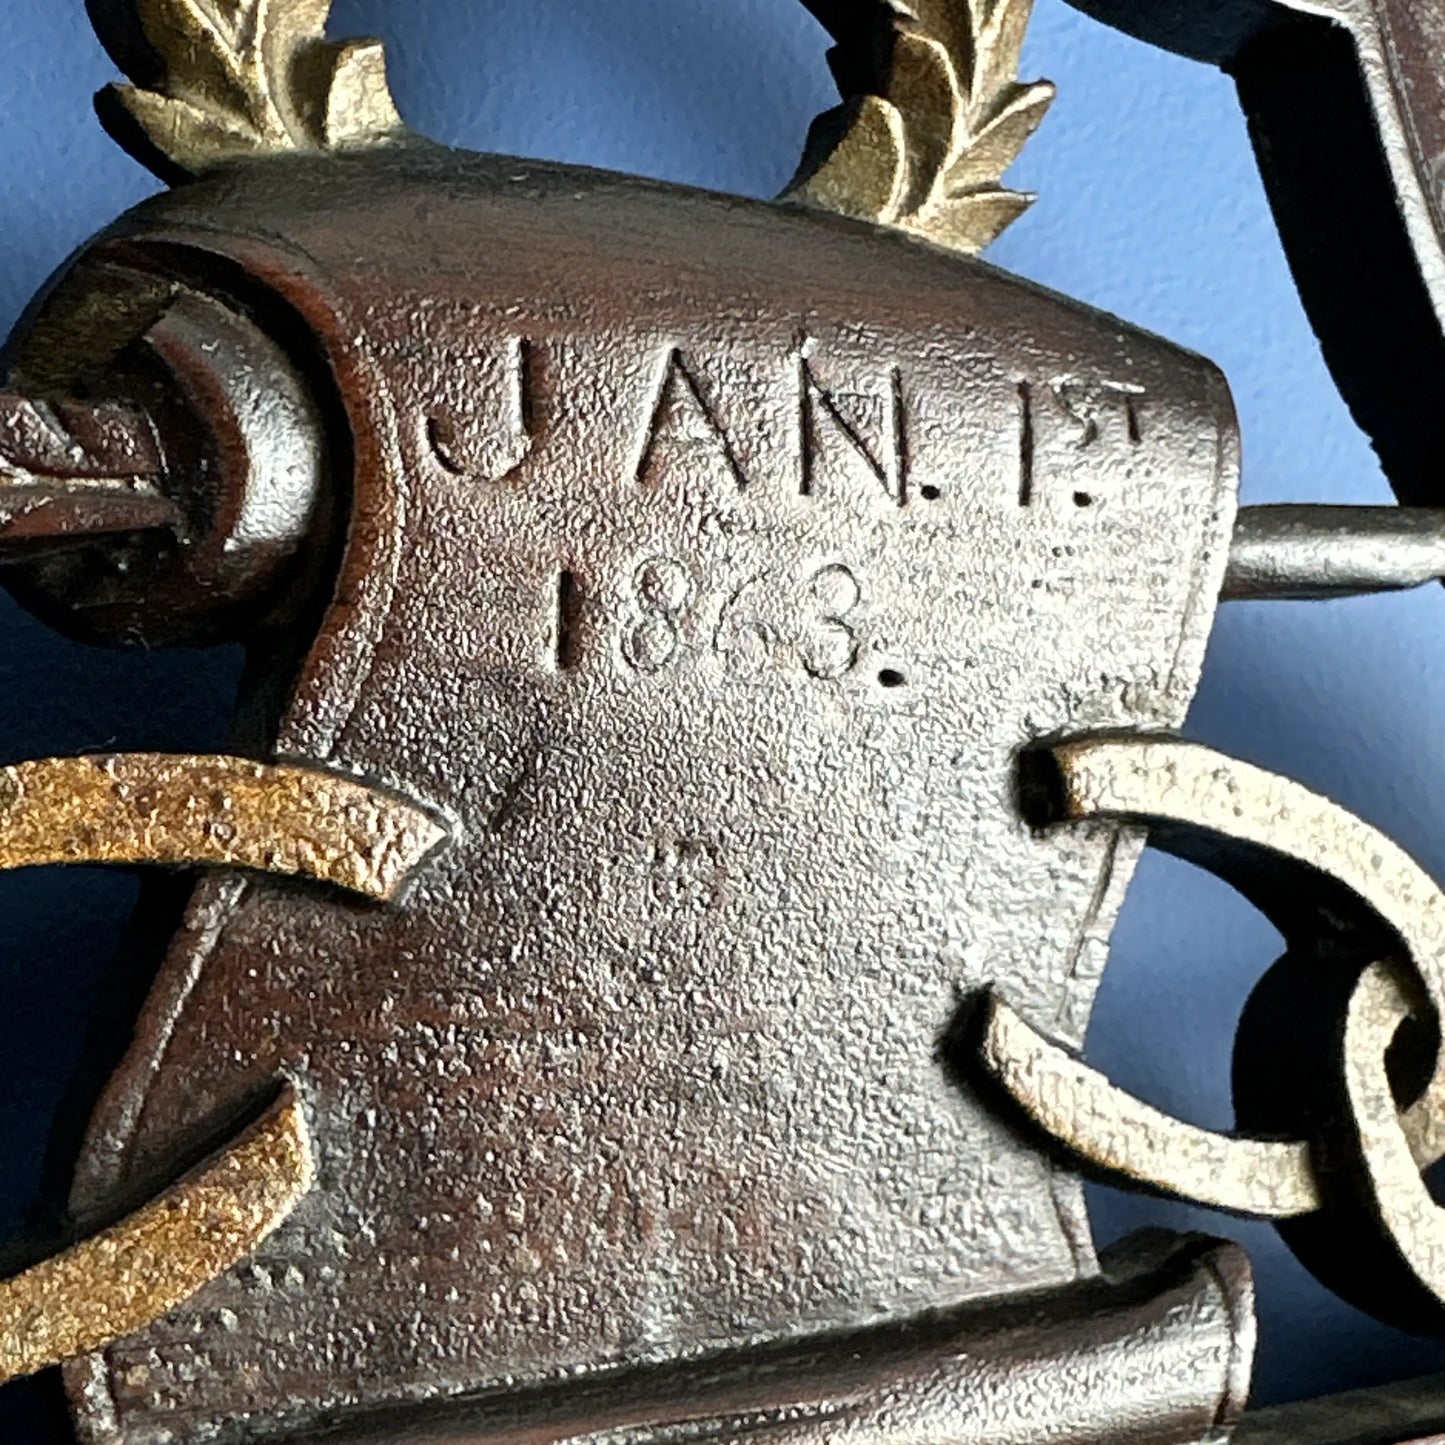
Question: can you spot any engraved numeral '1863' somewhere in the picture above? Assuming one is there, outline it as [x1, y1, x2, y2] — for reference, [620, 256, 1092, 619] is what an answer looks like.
[607, 559, 864, 682]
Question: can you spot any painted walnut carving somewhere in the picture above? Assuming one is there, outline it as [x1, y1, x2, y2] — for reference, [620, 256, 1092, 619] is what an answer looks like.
[4, 2, 1445, 1443]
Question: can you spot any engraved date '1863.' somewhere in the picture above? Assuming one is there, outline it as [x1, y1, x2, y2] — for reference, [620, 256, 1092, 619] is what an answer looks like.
[419, 338, 1150, 682]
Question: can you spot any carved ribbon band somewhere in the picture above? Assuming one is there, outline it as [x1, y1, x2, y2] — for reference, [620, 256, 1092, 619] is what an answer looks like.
[978, 737, 1445, 1325]
[0, 753, 444, 1383]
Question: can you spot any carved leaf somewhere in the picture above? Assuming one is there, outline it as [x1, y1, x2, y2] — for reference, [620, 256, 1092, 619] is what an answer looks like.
[788, 0, 1054, 254]
[134, 0, 264, 130]
[971, 0, 1038, 119]
[792, 96, 910, 224]
[104, 0, 407, 179]
[883, 28, 961, 214]
[264, 0, 333, 74]
[945, 81, 1054, 193]
[320, 40, 405, 148]
[116, 88, 267, 175]
[897, 0, 976, 91]
[908, 188, 1034, 253]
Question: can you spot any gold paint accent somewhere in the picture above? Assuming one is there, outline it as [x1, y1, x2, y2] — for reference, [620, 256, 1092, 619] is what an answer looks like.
[978, 737, 1445, 1220]
[0, 753, 445, 900]
[788, 1, 1055, 253]
[0, 752, 433, 1377]
[106, 0, 407, 179]
[1045, 735, 1445, 1142]
[985, 958, 1445, 1314]
[0, 1088, 312, 1383]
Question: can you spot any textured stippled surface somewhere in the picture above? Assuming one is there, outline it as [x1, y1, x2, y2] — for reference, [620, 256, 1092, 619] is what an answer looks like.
[293, 1237, 1257, 1445]
[31, 152, 1240, 1440]
[0, 1091, 312, 1388]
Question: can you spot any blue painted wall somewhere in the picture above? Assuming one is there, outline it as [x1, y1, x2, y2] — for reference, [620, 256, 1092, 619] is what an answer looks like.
[0, 0, 1441, 1433]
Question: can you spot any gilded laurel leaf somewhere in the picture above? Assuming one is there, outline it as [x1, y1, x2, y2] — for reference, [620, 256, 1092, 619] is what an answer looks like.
[973, 0, 1035, 114]
[788, 0, 1055, 254]
[886, 29, 960, 213]
[798, 95, 910, 223]
[116, 88, 264, 176]
[103, 0, 407, 179]
[944, 81, 1054, 193]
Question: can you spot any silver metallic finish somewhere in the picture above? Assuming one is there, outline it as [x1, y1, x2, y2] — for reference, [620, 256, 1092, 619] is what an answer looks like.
[38, 154, 1245, 1442]
[298, 1236, 1256, 1445]
[1224, 504, 1445, 600]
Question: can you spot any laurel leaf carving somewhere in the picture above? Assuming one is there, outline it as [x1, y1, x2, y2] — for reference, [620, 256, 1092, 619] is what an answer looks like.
[115, 87, 263, 176]
[944, 81, 1054, 193]
[972, 0, 1034, 111]
[788, 0, 1055, 253]
[886, 29, 960, 214]
[795, 94, 910, 224]
[102, 0, 407, 179]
